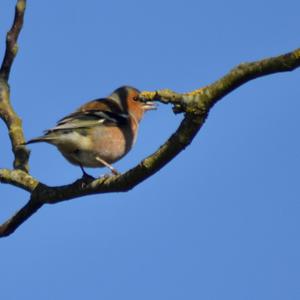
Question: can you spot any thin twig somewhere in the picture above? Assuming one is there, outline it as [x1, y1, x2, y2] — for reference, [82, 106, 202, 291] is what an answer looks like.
[0, 0, 27, 80]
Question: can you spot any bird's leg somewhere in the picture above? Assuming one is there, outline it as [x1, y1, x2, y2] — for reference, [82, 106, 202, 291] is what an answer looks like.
[95, 156, 120, 175]
[79, 164, 95, 181]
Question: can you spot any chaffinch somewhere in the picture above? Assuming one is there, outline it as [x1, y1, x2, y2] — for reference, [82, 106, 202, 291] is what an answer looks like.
[26, 86, 155, 176]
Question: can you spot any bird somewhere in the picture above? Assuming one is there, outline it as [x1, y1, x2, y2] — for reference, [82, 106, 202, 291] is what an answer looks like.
[26, 86, 156, 177]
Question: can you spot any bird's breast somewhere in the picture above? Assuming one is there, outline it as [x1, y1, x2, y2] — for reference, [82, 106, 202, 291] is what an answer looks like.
[56, 124, 138, 168]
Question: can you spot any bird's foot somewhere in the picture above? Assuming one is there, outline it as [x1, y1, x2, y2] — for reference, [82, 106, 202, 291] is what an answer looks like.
[110, 168, 120, 176]
[80, 172, 95, 188]
[99, 169, 121, 180]
[79, 165, 95, 183]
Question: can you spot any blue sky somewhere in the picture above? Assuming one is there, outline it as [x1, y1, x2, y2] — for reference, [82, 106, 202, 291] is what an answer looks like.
[1, 1, 300, 299]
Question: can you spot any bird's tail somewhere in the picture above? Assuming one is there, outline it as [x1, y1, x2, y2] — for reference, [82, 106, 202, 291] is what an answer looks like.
[25, 135, 55, 145]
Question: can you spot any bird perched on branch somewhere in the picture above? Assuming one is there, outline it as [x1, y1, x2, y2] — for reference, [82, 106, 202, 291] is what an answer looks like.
[26, 86, 156, 177]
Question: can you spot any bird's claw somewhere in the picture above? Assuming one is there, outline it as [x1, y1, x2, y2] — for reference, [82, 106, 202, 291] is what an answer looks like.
[80, 172, 95, 187]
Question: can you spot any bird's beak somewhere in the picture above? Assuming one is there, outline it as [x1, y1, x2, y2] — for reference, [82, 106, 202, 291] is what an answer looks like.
[142, 101, 157, 111]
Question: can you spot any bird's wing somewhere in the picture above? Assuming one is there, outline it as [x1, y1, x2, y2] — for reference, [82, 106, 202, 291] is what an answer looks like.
[45, 98, 128, 133]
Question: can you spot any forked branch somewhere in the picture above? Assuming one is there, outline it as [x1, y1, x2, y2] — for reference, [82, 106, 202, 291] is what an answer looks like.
[0, 0, 300, 237]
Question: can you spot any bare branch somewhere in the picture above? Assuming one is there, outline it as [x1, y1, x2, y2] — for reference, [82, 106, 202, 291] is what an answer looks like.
[1, 47, 300, 237]
[0, 0, 299, 237]
[0, 80, 30, 171]
[0, 0, 26, 80]
[0, 0, 29, 172]
[193, 48, 300, 109]
[0, 196, 43, 237]
[139, 48, 300, 113]
[0, 113, 204, 237]
[0, 169, 38, 192]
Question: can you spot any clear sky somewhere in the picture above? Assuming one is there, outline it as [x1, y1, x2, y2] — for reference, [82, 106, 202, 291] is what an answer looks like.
[1, 1, 300, 299]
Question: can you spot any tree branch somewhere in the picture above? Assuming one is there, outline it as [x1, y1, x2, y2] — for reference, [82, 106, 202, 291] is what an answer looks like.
[0, 195, 43, 237]
[1, 47, 300, 237]
[139, 48, 300, 113]
[0, 169, 38, 192]
[0, 2, 299, 237]
[0, 113, 204, 236]
[0, 0, 29, 172]
[0, 0, 26, 80]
